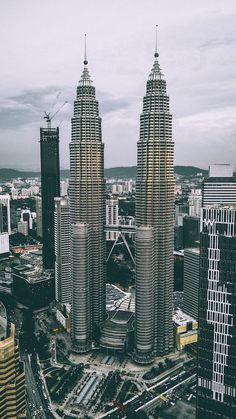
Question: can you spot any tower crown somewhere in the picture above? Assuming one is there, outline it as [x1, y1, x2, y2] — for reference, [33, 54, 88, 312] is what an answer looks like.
[149, 25, 163, 80]
[79, 34, 93, 86]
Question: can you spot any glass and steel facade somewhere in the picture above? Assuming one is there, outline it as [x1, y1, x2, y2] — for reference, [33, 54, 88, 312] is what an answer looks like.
[135, 52, 175, 357]
[134, 225, 154, 363]
[202, 177, 236, 207]
[40, 127, 60, 269]
[69, 57, 106, 351]
[197, 207, 236, 418]
[183, 248, 200, 320]
[0, 194, 11, 256]
[54, 197, 71, 305]
[71, 223, 91, 352]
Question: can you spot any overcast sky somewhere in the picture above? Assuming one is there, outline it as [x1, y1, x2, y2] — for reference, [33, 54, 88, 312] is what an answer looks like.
[0, 0, 236, 170]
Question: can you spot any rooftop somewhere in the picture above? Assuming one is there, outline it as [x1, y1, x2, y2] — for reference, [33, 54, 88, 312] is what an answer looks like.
[13, 264, 54, 284]
[173, 309, 197, 326]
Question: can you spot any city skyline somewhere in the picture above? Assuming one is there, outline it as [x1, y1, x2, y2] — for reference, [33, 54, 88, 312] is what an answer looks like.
[1, 1, 236, 170]
[1, 4, 236, 415]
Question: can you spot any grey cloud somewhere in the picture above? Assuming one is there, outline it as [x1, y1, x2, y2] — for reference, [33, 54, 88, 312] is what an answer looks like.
[1, 0, 236, 169]
[199, 37, 236, 49]
[100, 97, 131, 115]
[11, 86, 73, 111]
[0, 104, 36, 130]
[12, 87, 58, 105]
[0, 86, 73, 130]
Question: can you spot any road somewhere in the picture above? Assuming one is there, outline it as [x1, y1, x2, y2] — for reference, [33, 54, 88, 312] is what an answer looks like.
[22, 351, 55, 419]
[99, 363, 197, 418]
[137, 369, 196, 414]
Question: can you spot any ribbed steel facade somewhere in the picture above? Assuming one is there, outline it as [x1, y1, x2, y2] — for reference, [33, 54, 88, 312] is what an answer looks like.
[136, 52, 175, 356]
[183, 248, 200, 320]
[202, 177, 236, 207]
[134, 225, 154, 364]
[71, 223, 91, 353]
[54, 197, 71, 305]
[69, 59, 106, 348]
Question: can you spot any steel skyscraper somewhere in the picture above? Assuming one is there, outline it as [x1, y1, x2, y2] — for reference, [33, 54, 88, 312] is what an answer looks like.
[135, 33, 175, 358]
[134, 225, 154, 364]
[197, 207, 236, 418]
[40, 126, 60, 269]
[202, 164, 236, 207]
[0, 194, 11, 256]
[71, 223, 91, 352]
[69, 38, 106, 351]
[54, 197, 71, 305]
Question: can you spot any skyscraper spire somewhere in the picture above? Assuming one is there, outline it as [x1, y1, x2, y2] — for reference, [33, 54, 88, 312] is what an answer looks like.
[84, 33, 88, 65]
[149, 25, 162, 80]
[155, 24, 159, 58]
[80, 33, 92, 86]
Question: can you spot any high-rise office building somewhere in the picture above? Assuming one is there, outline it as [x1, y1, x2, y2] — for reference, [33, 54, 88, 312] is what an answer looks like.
[40, 126, 60, 269]
[106, 199, 119, 241]
[183, 215, 200, 248]
[20, 209, 33, 230]
[135, 37, 175, 357]
[175, 204, 188, 226]
[183, 248, 200, 320]
[60, 180, 69, 197]
[71, 223, 91, 352]
[188, 189, 202, 218]
[54, 197, 71, 305]
[0, 194, 11, 256]
[202, 164, 236, 207]
[17, 220, 28, 236]
[197, 207, 236, 418]
[0, 302, 26, 418]
[134, 226, 154, 363]
[209, 164, 233, 178]
[69, 41, 106, 351]
[35, 196, 43, 238]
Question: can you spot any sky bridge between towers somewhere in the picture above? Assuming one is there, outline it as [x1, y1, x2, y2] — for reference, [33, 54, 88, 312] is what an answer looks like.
[105, 224, 135, 264]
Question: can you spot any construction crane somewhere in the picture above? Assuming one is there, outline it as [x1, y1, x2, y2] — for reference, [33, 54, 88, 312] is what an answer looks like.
[44, 100, 68, 129]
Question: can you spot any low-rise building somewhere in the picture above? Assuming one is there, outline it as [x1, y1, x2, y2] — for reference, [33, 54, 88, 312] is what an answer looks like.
[173, 309, 198, 350]
[56, 304, 71, 332]
[100, 310, 134, 354]
[12, 264, 54, 310]
[18, 220, 28, 236]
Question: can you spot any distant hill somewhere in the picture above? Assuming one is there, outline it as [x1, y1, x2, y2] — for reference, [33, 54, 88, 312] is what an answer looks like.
[105, 166, 137, 178]
[174, 166, 208, 177]
[0, 168, 39, 181]
[0, 168, 69, 181]
[0, 165, 207, 181]
[105, 165, 208, 178]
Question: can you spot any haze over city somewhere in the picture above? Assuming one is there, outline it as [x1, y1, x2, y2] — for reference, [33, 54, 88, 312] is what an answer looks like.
[1, 0, 236, 170]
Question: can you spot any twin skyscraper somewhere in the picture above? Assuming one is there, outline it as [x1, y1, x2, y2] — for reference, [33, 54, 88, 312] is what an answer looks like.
[69, 34, 175, 361]
[69, 33, 174, 364]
